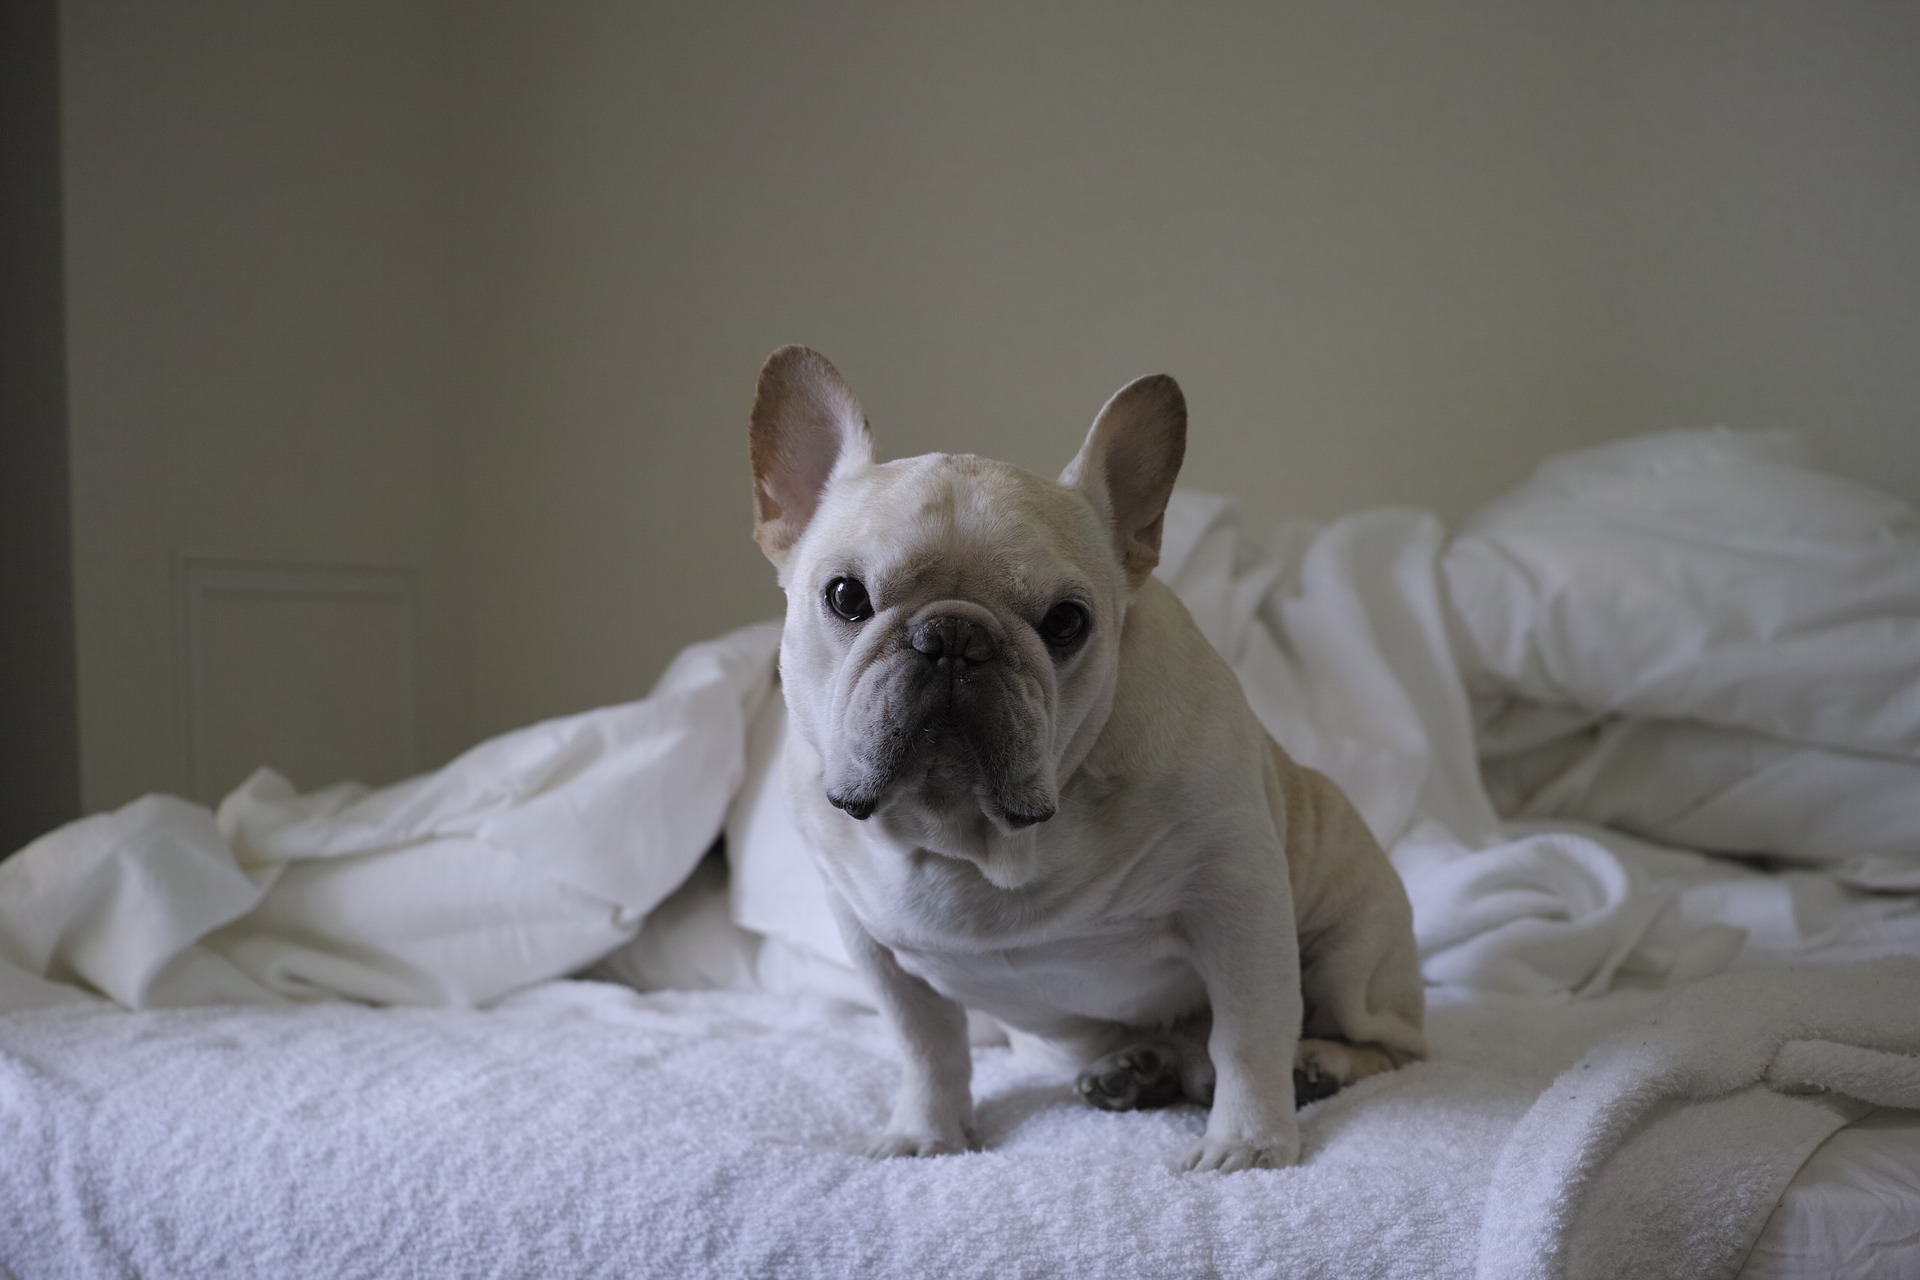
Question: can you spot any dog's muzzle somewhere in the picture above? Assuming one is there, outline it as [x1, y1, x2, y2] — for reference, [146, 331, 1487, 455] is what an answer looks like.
[823, 605, 1056, 827]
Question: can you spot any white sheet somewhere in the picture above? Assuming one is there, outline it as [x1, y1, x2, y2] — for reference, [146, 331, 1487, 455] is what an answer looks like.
[1745, 1108, 1920, 1280]
[7, 430, 1913, 1015]
[1480, 714, 1920, 891]
[0, 622, 781, 1010]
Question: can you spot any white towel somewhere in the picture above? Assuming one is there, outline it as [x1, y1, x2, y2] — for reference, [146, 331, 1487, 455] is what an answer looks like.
[5, 960, 1915, 1279]
[1478, 958, 1920, 1280]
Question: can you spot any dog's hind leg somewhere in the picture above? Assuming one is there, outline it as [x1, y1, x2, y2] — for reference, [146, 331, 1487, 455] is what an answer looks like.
[1292, 1038, 1406, 1105]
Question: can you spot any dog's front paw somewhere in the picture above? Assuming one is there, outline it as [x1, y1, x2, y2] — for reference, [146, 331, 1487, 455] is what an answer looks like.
[1182, 1130, 1300, 1173]
[866, 1122, 976, 1160]
[1183, 1107, 1301, 1172]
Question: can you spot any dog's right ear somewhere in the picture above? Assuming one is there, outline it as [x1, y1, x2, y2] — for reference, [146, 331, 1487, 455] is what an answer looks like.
[748, 346, 874, 566]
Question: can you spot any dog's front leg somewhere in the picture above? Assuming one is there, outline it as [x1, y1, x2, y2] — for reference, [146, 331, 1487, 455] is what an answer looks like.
[830, 894, 976, 1158]
[1180, 868, 1305, 1171]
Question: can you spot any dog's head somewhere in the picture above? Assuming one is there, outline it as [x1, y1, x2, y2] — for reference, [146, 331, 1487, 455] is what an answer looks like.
[750, 346, 1185, 844]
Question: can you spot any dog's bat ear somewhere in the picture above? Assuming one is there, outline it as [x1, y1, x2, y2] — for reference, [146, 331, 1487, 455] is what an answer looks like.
[748, 346, 875, 566]
[1060, 373, 1187, 587]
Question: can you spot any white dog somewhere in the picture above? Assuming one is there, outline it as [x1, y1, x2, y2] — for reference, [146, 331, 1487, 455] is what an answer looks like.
[749, 347, 1425, 1171]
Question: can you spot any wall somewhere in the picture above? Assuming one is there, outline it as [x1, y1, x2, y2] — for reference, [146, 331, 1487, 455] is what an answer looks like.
[1589, 2, 1920, 488]
[60, 1, 468, 808]
[52, 1, 1920, 811]
[449, 0, 1920, 741]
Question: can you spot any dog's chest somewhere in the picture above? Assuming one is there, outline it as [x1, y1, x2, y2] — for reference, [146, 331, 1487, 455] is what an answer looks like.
[888, 924, 1206, 1033]
[850, 855, 1207, 1032]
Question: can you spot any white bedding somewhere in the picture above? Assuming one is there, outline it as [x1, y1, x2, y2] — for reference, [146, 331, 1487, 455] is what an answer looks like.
[1746, 1109, 1920, 1280]
[0, 624, 780, 1013]
[4, 953, 1915, 1280]
[3, 428, 1918, 1278]
[1449, 428, 1920, 888]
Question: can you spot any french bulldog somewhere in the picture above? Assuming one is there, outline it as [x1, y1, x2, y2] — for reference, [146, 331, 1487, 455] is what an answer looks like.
[748, 346, 1425, 1171]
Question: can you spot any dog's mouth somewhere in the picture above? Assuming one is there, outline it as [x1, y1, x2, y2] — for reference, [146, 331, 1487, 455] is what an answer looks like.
[825, 735, 1057, 831]
[825, 667, 1058, 831]
[827, 791, 1054, 830]
[1002, 807, 1055, 829]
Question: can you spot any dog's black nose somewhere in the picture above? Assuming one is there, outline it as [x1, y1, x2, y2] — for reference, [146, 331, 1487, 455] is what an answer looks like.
[910, 615, 998, 665]
[826, 791, 876, 821]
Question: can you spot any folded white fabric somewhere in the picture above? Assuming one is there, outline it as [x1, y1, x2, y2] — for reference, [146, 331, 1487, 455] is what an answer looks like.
[1482, 714, 1920, 890]
[1478, 957, 1920, 1280]
[1162, 497, 1501, 851]
[0, 623, 781, 1010]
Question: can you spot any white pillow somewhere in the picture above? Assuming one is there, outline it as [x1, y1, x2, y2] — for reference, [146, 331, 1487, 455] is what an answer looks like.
[1444, 427, 1920, 761]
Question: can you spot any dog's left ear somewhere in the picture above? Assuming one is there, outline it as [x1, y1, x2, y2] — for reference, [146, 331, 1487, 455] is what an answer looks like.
[1060, 374, 1187, 587]
[749, 346, 875, 566]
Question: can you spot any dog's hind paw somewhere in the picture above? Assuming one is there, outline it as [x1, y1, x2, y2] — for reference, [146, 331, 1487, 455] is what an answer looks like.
[1292, 1055, 1342, 1108]
[1293, 1037, 1401, 1107]
[1076, 1042, 1186, 1112]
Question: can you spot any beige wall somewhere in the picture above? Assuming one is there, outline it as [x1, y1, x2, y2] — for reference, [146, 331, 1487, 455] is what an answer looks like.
[61, 2, 468, 807]
[59, 1, 1920, 807]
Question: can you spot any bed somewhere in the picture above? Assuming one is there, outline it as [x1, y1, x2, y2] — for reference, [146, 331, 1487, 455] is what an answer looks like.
[4, 429, 1918, 1279]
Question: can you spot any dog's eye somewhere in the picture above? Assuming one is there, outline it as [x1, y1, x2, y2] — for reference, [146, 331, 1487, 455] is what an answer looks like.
[825, 577, 873, 622]
[1039, 601, 1088, 646]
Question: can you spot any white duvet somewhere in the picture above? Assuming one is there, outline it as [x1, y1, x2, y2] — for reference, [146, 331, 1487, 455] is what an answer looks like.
[5, 428, 1916, 1014]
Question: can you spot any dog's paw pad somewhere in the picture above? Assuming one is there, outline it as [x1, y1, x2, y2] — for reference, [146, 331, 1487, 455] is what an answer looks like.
[1076, 1042, 1184, 1112]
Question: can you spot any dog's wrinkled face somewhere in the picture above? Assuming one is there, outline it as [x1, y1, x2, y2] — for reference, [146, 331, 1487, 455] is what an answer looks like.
[750, 347, 1185, 845]
[784, 455, 1117, 835]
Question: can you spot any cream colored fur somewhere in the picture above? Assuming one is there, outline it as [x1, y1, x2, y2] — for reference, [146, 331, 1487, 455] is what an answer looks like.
[749, 346, 1424, 1171]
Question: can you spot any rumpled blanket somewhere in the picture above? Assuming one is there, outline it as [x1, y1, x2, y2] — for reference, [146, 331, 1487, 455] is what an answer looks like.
[0, 624, 779, 1011]
[4, 429, 1918, 1013]
[1451, 428, 1920, 891]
